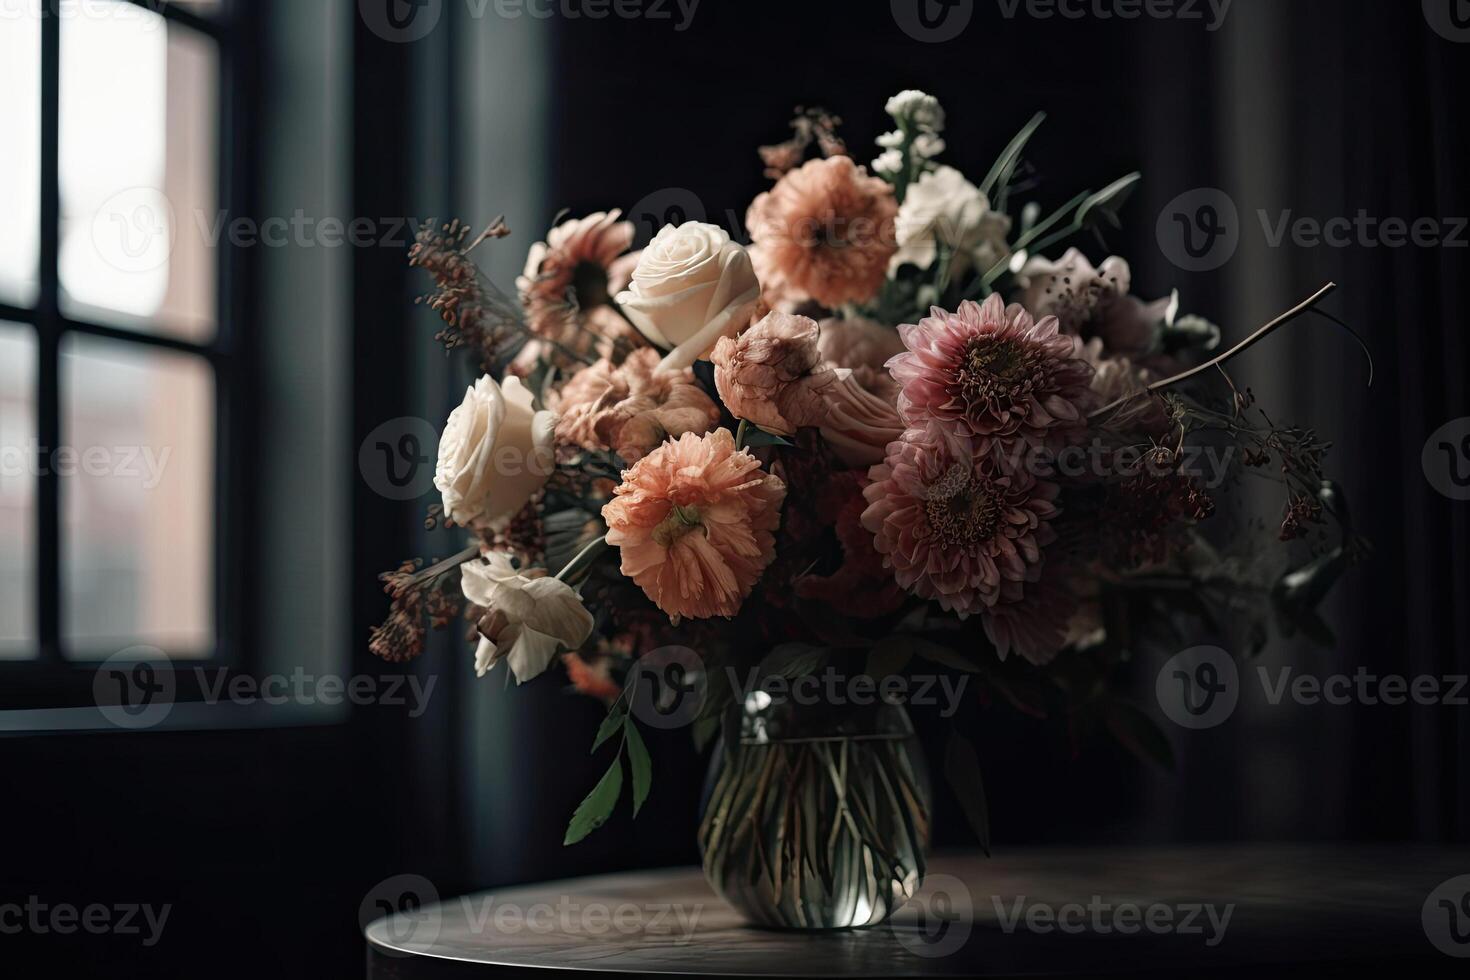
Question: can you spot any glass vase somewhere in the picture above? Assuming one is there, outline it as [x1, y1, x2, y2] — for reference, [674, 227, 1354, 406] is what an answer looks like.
[697, 690, 931, 930]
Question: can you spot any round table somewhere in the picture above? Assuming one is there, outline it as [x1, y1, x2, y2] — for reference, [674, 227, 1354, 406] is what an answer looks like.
[364, 845, 1470, 977]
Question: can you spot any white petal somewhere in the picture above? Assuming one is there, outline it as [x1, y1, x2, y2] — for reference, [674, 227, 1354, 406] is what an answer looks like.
[505, 628, 562, 685]
[474, 636, 499, 677]
[459, 552, 525, 605]
[520, 577, 596, 647]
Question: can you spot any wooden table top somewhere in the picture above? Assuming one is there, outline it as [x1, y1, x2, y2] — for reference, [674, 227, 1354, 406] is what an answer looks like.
[364, 844, 1470, 977]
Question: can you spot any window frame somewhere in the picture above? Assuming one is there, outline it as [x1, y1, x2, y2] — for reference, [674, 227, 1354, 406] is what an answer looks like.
[0, 0, 260, 709]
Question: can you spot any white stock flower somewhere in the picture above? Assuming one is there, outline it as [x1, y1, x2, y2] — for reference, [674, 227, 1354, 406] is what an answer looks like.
[884, 90, 945, 133]
[912, 133, 946, 159]
[871, 149, 905, 177]
[461, 553, 594, 684]
[614, 222, 761, 373]
[435, 375, 557, 528]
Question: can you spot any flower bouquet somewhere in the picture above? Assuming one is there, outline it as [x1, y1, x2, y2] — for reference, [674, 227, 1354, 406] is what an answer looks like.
[370, 91, 1366, 930]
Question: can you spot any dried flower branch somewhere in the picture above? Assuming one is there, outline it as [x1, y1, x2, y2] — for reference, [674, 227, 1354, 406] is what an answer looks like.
[757, 106, 847, 179]
[409, 218, 526, 366]
[368, 544, 480, 662]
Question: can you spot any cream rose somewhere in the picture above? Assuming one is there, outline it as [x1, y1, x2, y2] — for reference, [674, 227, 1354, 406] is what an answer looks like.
[614, 222, 761, 372]
[435, 375, 557, 528]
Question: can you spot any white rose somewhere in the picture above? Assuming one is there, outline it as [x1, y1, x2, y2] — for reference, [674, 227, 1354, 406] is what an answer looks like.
[614, 221, 761, 372]
[461, 553, 594, 684]
[435, 375, 557, 528]
[890, 166, 1012, 276]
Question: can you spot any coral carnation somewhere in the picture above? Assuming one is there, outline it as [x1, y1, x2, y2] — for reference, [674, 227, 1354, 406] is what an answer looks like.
[746, 156, 898, 309]
[861, 424, 1059, 618]
[888, 293, 1097, 455]
[602, 430, 787, 623]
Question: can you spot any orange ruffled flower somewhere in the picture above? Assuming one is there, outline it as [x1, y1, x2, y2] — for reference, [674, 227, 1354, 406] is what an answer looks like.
[602, 429, 787, 623]
[746, 156, 898, 310]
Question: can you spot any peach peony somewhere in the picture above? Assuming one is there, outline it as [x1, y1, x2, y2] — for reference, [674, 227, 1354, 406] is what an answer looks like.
[602, 429, 787, 623]
[817, 316, 905, 400]
[554, 347, 721, 464]
[712, 312, 905, 467]
[746, 156, 898, 310]
[711, 312, 828, 436]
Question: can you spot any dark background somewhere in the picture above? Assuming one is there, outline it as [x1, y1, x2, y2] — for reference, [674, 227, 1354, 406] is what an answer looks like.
[3, 0, 1467, 976]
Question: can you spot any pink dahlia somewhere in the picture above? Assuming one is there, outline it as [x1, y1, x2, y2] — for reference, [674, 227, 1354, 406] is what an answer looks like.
[746, 156, 898, 310]
[861, 424, 1059, 618]
[888, 293, 1097, 454]
[602, 429, 787, 624]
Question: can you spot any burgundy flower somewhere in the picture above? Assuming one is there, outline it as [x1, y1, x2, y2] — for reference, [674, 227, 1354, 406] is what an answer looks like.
[888, 294, 1097, 456]
[982, 569, 1082, 667]
[861, 424, 1059, 618]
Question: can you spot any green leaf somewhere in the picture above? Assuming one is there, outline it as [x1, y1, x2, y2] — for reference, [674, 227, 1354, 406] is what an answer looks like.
[625, 719, 652, 817]
[1104, 701, 1176, 771]
[985, 673, 1050, 720]
[979, 111, 1046, 201]
[943, 731, 992, 856]
[902, 637, 981, 674]
[865, 639, 915, 681]
[564, 757, 623, 845]
[759, 643, 830, 680]
[691, 716, 721, 753]
[741, 428, 795, 448]
[591, 702, 627, 752]
[1076, 172, 1141, 230]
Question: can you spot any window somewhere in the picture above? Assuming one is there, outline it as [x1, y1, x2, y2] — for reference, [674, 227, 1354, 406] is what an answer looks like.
[0, 0, 248, 698]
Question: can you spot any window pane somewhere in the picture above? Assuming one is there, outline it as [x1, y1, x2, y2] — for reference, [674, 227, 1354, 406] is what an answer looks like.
[0, 13, 41, 306]
[61, 336, 215, 657]
[0, 325, 37, 659]
[59, 2, 219, 341]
